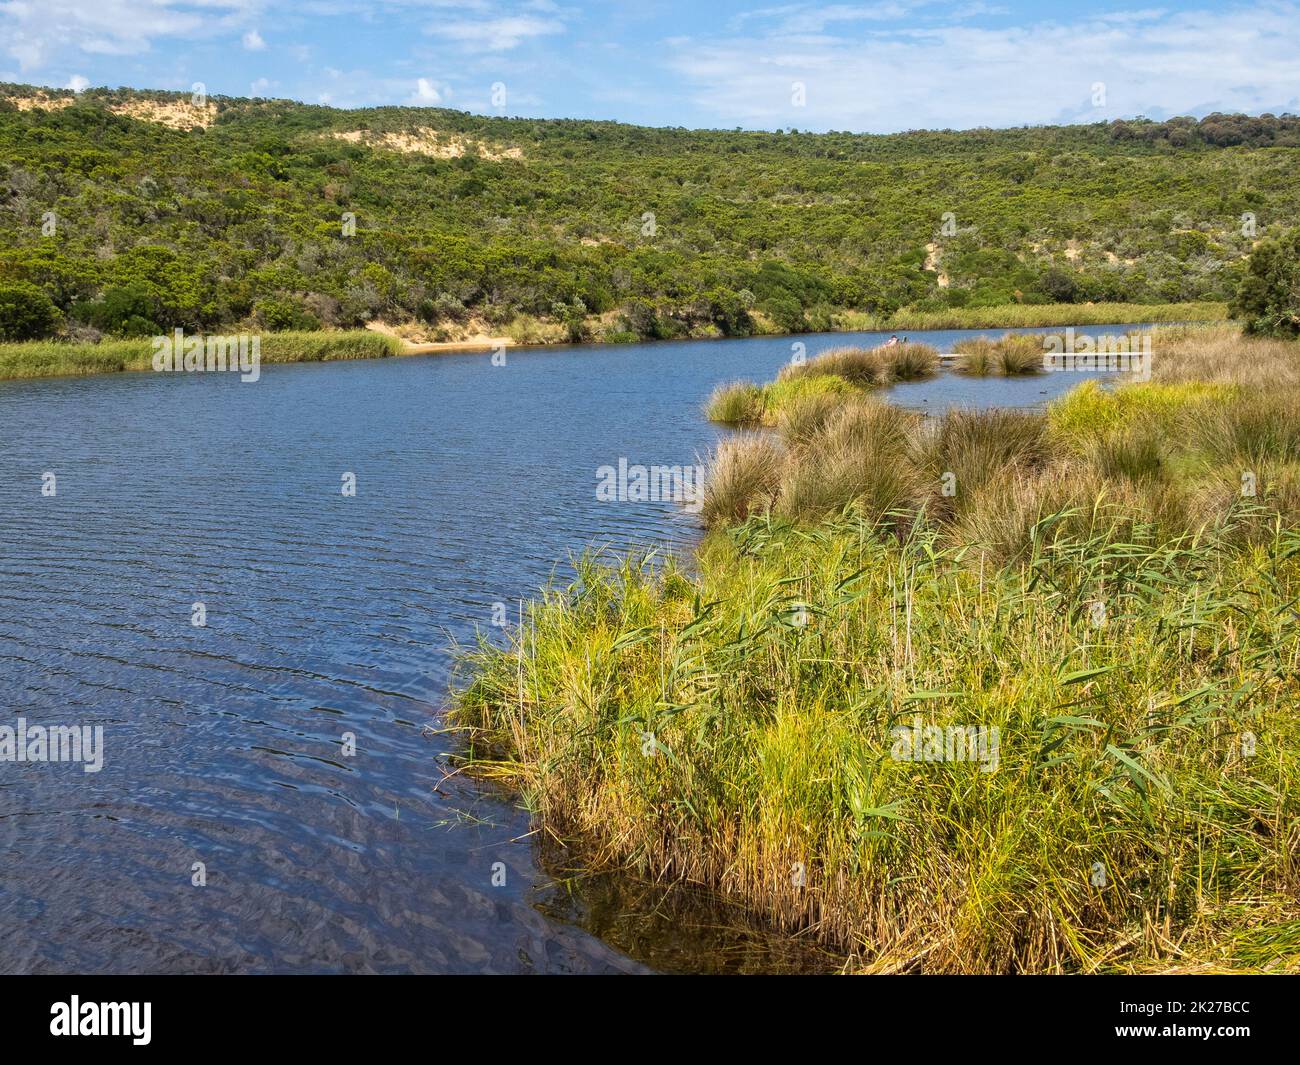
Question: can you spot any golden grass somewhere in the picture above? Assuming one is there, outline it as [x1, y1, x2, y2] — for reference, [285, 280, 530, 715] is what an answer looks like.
[452, 319, 1300, 974]
[953, 333, 1046, 375]
[454, 519, 1300, 972]
[836, 301, 1229, 332]
[699, 434, 785, 527]
[0, 330, 402, 381]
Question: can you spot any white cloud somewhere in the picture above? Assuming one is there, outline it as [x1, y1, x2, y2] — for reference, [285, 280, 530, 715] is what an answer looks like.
[411, 76, 442, 103]
[67, 73, 90, 92]
[748, 3, 921, 34]
[667, 3, 1300, 132]
[0, 0, 258, 69]
[242, 29, 266, 51]
[427, 14, 564, 52]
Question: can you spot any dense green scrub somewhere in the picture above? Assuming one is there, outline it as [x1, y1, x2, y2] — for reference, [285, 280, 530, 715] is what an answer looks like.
[0, 84, 1285, 342]
[453, 324, 1300, 973]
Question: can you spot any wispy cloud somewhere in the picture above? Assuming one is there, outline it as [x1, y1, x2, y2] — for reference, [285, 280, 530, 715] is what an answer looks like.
[0, 0, 259, 69]
[0, 0, 264, 72]
[425, 13, 566, 52]
[668, 2, 1300, 131]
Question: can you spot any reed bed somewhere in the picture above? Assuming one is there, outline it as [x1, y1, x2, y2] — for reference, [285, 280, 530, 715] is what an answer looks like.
[835, 301, 1228, 332]
[702, 328, 1300, 551]
[708, 342, 939, 428]
[953, 333, 1046, 375]
[0, 330, 402, 381]
[454, 516, 1300, 972]
[452, 321, 1300, 973]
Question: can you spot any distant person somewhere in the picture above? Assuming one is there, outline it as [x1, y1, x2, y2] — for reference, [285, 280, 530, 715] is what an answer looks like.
[885, 334, 899, 346]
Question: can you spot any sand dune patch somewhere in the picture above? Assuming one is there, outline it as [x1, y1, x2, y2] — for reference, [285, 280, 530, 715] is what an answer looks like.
[330, 127, 522, 161]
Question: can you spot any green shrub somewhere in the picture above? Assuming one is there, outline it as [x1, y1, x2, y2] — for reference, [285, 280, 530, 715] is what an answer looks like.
[1232, 228, 1300, 337]
[602, 329, 640, 344]
[762, 294, 808, 334]
[71, 282, 160, 336]
[0, 281, 62, 340]
[255, 297, 321, 332]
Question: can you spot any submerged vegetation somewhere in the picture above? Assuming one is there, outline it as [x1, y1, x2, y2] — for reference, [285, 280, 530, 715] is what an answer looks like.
[453, 323, 1300, 973]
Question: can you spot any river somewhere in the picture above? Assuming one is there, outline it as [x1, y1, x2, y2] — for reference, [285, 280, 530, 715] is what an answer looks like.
[0, 325, 1129, 973]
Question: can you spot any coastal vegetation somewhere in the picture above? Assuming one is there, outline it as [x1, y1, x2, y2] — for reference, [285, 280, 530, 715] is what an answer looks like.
[0, 329, 398, 380]
[707, 342, 940, 427]
[951, 334, 1045, 375]
[453, 323, 1300, 973]
[1231, 228, 1300, 337]
[0, 83, 1288, 351]
[7, 79, 1298, 972]
[834, 301, 1226, 332]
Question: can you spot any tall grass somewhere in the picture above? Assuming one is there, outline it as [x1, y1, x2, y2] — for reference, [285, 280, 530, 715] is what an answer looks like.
[1047, 379, 1235, 442]
[699, 435, 784, 527]
[701, 328, 1300, 549]
[709, 342, 940, 429]
[835, 301, 1228, 332]
[914, 408, 1050, 523]
[705, 380, 764, 426]
[706, 373, 856, 428]
[452, 319, 1300, 973]
[775, 391, 844, 448]
[953, 333, 1045, 375]
[779, 345, 886, 386]
[884, 341, 940, 380]
[453, 517, 1300, 972]
[775, 400, 924, 525]
[952, 337, 997, 375]
[1150, 323, 1300, 389]
[0, 330, 404, 381]
[781, 343, 940, 386]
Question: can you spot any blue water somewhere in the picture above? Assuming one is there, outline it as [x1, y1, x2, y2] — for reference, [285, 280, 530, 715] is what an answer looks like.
[0, 324, 1126, 973]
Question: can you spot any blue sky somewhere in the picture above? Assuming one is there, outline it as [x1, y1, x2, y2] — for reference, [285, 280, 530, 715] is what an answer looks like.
[3, 1, 1298, 132]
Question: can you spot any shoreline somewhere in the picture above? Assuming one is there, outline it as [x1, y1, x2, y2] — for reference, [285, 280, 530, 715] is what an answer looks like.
[0, 301, 1227, 384]
[452, 321, 1300, 974]
[394, 337, 513, 354]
